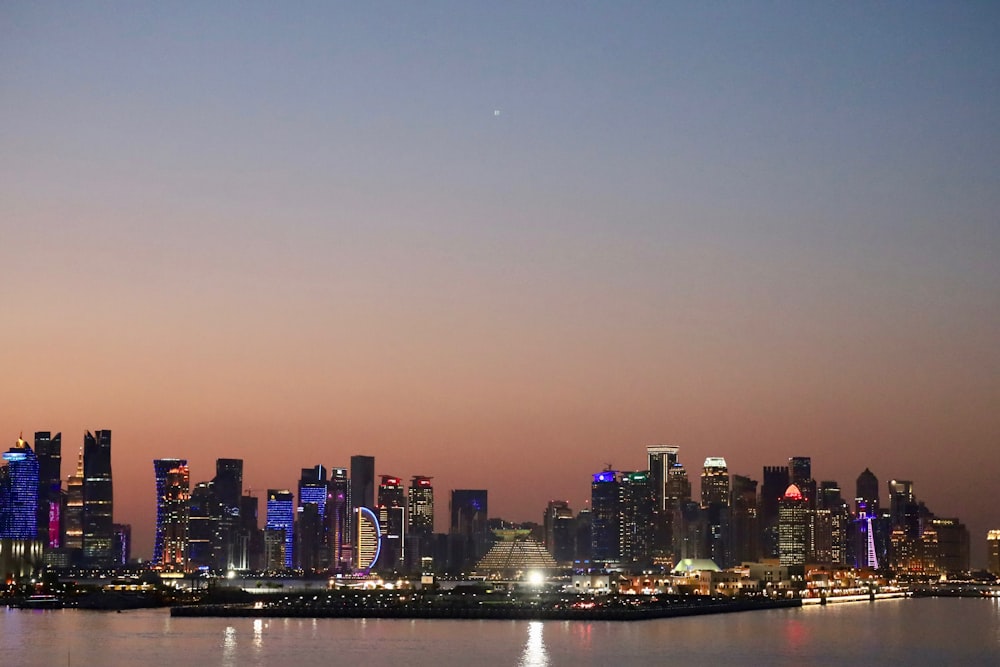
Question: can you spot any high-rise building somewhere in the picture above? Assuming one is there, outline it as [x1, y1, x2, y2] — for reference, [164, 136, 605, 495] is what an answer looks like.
[646, 445, 679, 561]
[929, 518, 970, 575]
[82, 430, 114, 566]
[543, 500, 574, 563]
[350, 455, 375, 514]
[377, 475, 406, 570]
[789, 457, 816, 509]
[855, 468, 879, 515]
[161, 463, 190, 568]
[620, 471, 655, 565]
[701, 457, 730, 507]
[590, 471, 620, 564]
[817, 481, 848, 566]
[34, 432, 61, 547]
[450, 489, 488, 536]
[212, 458, 244, 570]
[408, 476, 434, 537]
[778, 484, 808, 567]
[297, 465, 329, 572]
[354, 506, 381, 571]
[328, 468, 350, 572]
[265, 490, 295, 569]
[188, 481, 217, 568]
[1, 436, 39, 540]
[729, 475, 758, 564]
[153, 458, 187, 564]
[64, 451, 84, 551]
[760, 466, 789, 559]
[988, 530, 1000, 576]
[112, 523, 131, 565]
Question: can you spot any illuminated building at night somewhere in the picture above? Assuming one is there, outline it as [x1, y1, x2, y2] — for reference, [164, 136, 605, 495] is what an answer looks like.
[297, 465, 328, 571]
[701, 457, 730, 507]
[620, 471, 655, 565]
[988, 530, 1000, 576]
[408, 476, 434, 537]
[354, 506, 381, 571]
[161, 462, 190, 568]
[777, 484, 808, 567]
[34, 431, 61, 548]
[153, 458, 186, 564]
[265, 489, 295, 569]
[64, 451, 84, 551]
[0, 435, 39, 540]
[328, 468, 350, 572]
[590, 470, 621, 564]
[82, 430, 114, 566]
[474, 529, 557, 576]
[377, 475, 405, 570]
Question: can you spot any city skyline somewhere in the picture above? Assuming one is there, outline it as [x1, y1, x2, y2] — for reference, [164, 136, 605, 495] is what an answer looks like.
[2, 5, 998, 565]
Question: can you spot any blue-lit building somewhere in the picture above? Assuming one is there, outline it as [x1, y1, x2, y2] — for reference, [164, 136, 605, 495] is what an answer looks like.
[1, 436, 40, 540]
[591, 470, 621, 565]
[297, 465, 328, 571]
[266, 489, 295, 569]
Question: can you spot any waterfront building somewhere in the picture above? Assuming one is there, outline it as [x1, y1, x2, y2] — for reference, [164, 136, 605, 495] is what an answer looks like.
[188, 481, 217, 568]
[621, 471, 655, 566]
[265, 490, 295, 569]
[760, 466, 789, 559]
[153, 458, 186, 564]
[450, 489, 489, 571]
[82, 430, 114, 566]
[777, 484, 808, 567]
[64, 451, 84, 551]
[789, 457, 815, 509]
[474, 529, 557, 576]
[928, 517, 970, 575]
[34, 432, 61, 547]
[377, 475, 405, 571]
[408, 476, 434, 536]
[701, 458, 730, 507]
[161, 463, 190, 568]
[988, 530, 1000, 576]
[666, 461, 692, 562]
[297, 465, 329, 571]
[328, 468, 350, 572]
[212, 458, 244, 570]
[354, 506, 381, 571]
[1, 436, 39, 540]
[590, 470, 621, 565]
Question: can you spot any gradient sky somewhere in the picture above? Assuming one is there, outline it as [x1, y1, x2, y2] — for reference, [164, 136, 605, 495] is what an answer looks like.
[2, 2, 998, 564]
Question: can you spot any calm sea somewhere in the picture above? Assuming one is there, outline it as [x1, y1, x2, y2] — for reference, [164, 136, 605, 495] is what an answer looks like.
[3, 597, 999, 666]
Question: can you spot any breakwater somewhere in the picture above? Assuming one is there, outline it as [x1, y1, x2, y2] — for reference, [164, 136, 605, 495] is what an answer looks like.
[171, 594, 800, 621]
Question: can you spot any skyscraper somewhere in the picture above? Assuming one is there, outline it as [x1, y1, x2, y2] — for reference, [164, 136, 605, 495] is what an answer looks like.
[153, 458, 187, 564]
[760, 465, 789, 559]
[350, 455, 375, 514]
[729, 474, 759, 563]
[590, 471, 620, 564]
[34, 431, 61, 547]
[82, 430, 113, 566]
[297, 465, 328, 571]
[328, 468, 350, 572]
[161, 464, 190, 568]
[789, 456, 816, 509]
[265, 489, 294, 569]
[64, 451, 84, 551]
[855, 468, 879, 515]
[778, 484, 808, 567]
[1, 436, 39, 540]
[700, 457, 730, 507]
[408, 476, 434, 536]
[620, 471, 655, 565]
[212, 458, 244, 570]
[988, 530, 1000, 576]
[646, 444, 679, 561]
[377, 475, 406, 570]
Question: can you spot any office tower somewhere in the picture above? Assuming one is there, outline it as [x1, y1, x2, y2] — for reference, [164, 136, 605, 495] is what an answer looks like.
[408, 476, 434, 536]
[701, 457, 730, 507]
[665, 461, 691, 562]
[729, 475, 759, 563]
[297, 465, 329, 572]
[212, 458, 244, 570]
[789, 456, 816, 509]
[646, 445, 679, 561]
[543, 500, 574, 562]
[817, 481, 848, 566]
[450, 489, 489, 572]
[760, 466, 789, 559]
[328, 468, 350, 572]
[64, 451, 84, 551]
[350, 455, 375, 514]
[153, 458, 186, 564]
[590, 471, 621, 564]
[188, 481, 218, 568]
[988, 530, 1000, 576]
[888, 480, 919, 537]
[450, 489, 488, 536]
[377, 476, 405, 570]
[855, 468, 879, 515]
[1, 436, 39, 540]
[929, 518, 970, 575]
[778, 484, 808, 567]
[354, 506, 381, 571]
[161, 463, 190, 568]
[265, 490, 295, 569]
[112, 523, 131, 565]
[82, 430, 113, 566]
[241, 494, 263, 570]
[34, 432, 61, 547]
[620, 471, 655, 565]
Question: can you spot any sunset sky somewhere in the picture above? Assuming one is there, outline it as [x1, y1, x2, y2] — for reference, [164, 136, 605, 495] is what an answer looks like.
[2, 3, 998, 563]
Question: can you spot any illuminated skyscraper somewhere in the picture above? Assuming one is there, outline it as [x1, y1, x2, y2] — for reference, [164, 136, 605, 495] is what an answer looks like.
[543, 500, 574, 563]
[64, 451, 84, 551]
[1, 436, 39, 540]
[377, 475, 405, 570]
[34, 432, 61, 547]
[82, 430, 114, 566]
[350, 455, 375, 513]
[646, 445, 679, 561]
[161, 463, 190, 568]
[590, 470, 621, 564]
[297, 465, 328, 571]
[408, 476, 434, 536]
[788, 456, 815, 508]
[153, 458, 186, 564]
[328, 468, 350, 572]
[778, 484, 808, 567]
[988, 530, 1000, 576]
[701, 457, 730, 507]
[855, 468, 879, 515]
[265, 489, 294, 569]
[620, 471, 654, 565]
[354, 506, 381, 571]
[760, 466, 789, 559]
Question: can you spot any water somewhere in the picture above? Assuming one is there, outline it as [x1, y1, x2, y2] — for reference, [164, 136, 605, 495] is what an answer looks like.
[3, 597, 999, 666]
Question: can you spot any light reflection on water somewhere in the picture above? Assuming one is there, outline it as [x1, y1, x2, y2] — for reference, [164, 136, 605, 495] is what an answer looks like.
[520, 621, 548, 667]
[1, 598, 998, 667]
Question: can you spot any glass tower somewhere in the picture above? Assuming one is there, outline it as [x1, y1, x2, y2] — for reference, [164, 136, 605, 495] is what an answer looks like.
[266, 489, 295, 569]
[82, 430, 114, 566]
[1, 436, 39, 539]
